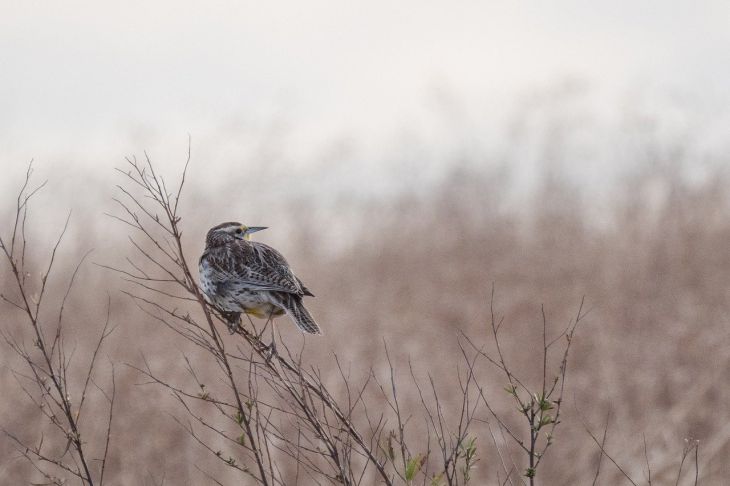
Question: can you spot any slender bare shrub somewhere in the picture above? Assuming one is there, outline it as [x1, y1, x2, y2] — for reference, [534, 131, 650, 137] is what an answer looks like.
[581, 413, 700, 486]
[0, 164, 116, 485]
[101, 150, 588, 485]
[460, 289, 585, 485]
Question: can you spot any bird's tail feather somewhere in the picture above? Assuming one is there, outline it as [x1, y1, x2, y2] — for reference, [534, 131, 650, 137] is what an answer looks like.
[280, 294, 321, 335]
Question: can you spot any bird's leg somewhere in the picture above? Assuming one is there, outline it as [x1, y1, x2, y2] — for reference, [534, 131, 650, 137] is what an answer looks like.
[265, 310, 277, 360]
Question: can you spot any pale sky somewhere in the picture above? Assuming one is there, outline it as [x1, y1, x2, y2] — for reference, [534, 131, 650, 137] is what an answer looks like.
[1, 1, 729, 196]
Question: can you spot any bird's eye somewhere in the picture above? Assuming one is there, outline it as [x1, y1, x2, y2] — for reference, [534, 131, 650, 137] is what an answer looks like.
[235, 228, 243, 234]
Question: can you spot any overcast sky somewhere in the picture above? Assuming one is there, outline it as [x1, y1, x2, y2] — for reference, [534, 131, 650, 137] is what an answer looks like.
[1, 1, 729, 188]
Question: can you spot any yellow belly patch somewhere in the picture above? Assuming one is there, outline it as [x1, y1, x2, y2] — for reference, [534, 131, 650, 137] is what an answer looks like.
[244, 305, 285, 319]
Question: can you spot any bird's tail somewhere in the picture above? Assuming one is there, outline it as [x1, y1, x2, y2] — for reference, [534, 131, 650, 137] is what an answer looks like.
[279, 294, 321, 335]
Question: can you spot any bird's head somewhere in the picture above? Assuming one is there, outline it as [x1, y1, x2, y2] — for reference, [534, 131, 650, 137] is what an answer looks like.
[206, 222, 267, 246]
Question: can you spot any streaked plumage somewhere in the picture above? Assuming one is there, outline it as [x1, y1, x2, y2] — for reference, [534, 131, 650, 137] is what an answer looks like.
[199, 222, 321, 335]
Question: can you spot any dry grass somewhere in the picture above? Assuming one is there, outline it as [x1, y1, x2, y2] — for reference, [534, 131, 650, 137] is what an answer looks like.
[0, 146, 727, 484]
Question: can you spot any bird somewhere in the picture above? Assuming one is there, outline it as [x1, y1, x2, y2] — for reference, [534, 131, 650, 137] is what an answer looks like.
[198, 222, 321, 342]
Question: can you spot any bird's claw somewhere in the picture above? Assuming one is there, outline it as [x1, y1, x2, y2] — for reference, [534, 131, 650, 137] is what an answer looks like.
[221, 311, 242, 334]
[264, 340, 278, 362]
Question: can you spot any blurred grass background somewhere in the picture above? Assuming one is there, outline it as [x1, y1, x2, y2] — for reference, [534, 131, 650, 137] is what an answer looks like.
[2, 1, 730, 483]
[1, 117, 729, 483]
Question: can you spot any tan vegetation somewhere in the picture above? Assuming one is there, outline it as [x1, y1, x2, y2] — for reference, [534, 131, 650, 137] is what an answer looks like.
[0, 141, 726, 484]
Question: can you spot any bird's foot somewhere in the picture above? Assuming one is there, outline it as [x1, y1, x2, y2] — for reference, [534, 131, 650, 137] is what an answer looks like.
[227, 321, 240, 335]
[222, 311, 242, 334]
[264, 340, 278, 362]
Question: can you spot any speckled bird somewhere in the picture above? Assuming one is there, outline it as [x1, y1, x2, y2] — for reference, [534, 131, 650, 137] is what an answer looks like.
[199, 222, 321, 335]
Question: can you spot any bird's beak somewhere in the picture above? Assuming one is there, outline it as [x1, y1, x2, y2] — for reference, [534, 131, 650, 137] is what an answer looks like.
[244, 226, 267, 236]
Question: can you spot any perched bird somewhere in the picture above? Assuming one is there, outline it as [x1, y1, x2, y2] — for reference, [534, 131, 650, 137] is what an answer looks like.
[199, 222, 321, 338]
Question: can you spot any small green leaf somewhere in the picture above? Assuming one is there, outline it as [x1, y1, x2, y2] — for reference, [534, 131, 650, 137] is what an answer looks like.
[460, 437, 478, 481]
[405, 455, 421, 481]
[539, 415, 553, 427]
[430, 472, 445, 486]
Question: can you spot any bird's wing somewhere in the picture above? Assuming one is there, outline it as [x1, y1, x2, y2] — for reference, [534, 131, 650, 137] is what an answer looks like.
[297, 277, 315, 297]
[249, 242, 311, 294]
[204, 241, 309, 295]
